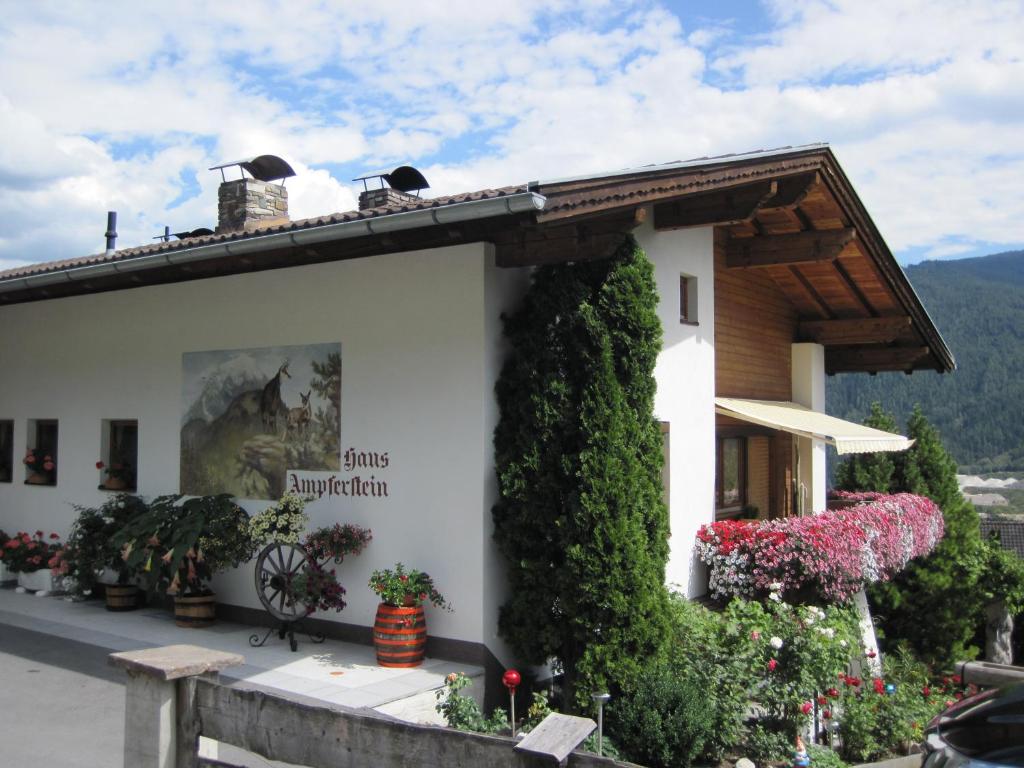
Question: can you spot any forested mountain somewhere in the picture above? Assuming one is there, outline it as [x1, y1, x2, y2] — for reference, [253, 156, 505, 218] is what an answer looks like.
[827, 250, 1024, 472]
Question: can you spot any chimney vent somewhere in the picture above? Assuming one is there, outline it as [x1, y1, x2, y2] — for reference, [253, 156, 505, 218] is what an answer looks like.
[104, 211, 118, 256]
[209, 154, 295, 234]
[354, 165, 430, 211]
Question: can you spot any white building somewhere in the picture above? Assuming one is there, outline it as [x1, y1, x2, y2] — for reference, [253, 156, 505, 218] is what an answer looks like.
[0, 145, 952, 682]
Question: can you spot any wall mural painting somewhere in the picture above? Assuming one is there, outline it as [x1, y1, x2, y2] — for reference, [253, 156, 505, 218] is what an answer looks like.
[181, 343, 341, 499]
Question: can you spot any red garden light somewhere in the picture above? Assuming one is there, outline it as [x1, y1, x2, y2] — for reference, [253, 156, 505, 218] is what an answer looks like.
[503, 669, 521, 737]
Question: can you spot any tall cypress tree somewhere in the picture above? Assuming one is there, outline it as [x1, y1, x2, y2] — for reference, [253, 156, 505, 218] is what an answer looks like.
[492, 236, 669, 710]
[834, 402, 899, 492]
[839, 405, 986, 665]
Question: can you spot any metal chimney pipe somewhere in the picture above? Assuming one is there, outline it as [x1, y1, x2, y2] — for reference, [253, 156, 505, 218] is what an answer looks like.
[104, 211, 118, 256]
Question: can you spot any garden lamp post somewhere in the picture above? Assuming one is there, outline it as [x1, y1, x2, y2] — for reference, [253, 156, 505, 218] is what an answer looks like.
[592, 691, 611, 756]
[503, 668, 521, 737]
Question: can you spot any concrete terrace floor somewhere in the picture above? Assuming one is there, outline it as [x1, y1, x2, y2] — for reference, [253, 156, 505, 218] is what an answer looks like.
[0, 584, 482, 723]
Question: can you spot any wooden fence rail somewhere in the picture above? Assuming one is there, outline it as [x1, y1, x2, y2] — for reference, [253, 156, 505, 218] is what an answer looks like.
[109, 644, 636, 768]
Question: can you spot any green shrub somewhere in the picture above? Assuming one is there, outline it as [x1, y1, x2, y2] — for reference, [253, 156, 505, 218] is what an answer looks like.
[493, 236, 670, 710]
[744, 724, 792, 765]
[807, 744, 849, 768]
[609, 659, 718, 768]
[434, 672, 507, 734]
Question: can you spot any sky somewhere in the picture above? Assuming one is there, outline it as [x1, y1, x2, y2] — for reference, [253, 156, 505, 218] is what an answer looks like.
[0, 0, 1022, 272]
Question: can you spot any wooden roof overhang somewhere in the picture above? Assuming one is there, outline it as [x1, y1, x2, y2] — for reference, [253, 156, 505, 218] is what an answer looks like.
[514, 146, 954, 375]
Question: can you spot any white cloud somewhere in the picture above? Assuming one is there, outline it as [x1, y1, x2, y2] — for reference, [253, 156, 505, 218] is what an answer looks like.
[0, 0, 1021, 268]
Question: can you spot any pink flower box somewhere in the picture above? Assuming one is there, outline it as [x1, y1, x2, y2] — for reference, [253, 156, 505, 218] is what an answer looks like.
[695, 493, 944, 602]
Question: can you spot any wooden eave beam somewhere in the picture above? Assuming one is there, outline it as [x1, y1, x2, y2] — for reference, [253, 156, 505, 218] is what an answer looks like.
[653, 181, 777, 231]
[494, 208, 645, 268]
[726, 228, 856, 269]
[759, 172, 819, 210]
[825, 346, 930, 374]
[798, 316, 912, 345]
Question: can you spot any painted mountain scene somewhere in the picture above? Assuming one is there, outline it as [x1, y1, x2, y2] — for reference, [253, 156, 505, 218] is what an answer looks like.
[181, 343, 341, 499]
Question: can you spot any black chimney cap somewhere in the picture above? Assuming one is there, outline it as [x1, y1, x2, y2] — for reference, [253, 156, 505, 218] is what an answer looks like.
[209, 154, 296, 183]
[353, 165, 430, 194]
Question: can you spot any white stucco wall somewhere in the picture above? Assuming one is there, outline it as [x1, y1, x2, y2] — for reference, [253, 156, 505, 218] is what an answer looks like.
[636, 218, 716, 597]
[791, 342, 827, 514]
[0, 243, 525, 650]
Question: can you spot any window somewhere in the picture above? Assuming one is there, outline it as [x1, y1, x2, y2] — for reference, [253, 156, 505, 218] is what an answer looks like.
[25, 419, 58, 486]
[100, 419, 138, 491]
[679, 273, 698, 324]
[0, 420, 12, 483]
[715, 435, 746, 518]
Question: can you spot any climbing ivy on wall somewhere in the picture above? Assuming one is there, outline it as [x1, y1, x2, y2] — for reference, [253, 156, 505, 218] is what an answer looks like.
[492, 235, 670, 711]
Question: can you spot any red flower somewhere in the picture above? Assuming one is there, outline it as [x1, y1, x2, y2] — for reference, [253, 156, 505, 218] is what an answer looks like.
[49, 533, 59, 540]
[43, 461, 55, 471]
[922, 686, 931, 697]
[951, 674, 962, 685]
[954, 692, 964, 701]
[800, 701, 813, 715]
[767, 659, 778, 671]
[96, 461, 105, 469]
[867, 650, 877, 659]
[823, 710, 832, 719]
[35, 530, 43, 538]
[750, 630, 761, 640]
[817, 695, 827, 706]
[399, 574, 408, 582]
[873, 678, 885, 695]
[826, 687, 839, 698]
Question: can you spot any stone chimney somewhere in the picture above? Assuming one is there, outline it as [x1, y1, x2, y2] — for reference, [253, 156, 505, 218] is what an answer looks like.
[358, 186, 421, 211]
[217, 178, 289, 234]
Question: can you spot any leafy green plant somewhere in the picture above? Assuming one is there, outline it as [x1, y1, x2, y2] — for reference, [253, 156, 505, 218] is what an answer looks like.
[434, 672, 507, 733]
[50, 494, 149, 596]
[116, 494, 255, 596]
[609, 658, 717, 768]
[744, 724, 792, 765]
[493, 235, 670, 711]
[369, 562, 448, 609]
[807, 744, 849, 768]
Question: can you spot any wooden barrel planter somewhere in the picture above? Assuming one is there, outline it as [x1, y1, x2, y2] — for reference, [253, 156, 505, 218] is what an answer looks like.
[174, 593, 217, 628]
[373, 603, 426, 667]
[104, 584, 141, 612]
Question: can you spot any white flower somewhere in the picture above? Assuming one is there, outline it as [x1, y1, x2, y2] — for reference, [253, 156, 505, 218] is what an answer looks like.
[817, 627, 835, 639]
[769, 591, 782, 602]
[770, 636, 784, 650]
[768, 581, 783, 591]
[840, 639, 848, 648]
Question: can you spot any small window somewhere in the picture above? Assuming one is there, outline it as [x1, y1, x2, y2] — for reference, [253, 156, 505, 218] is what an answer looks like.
[715, 436, 746, 518]
[680, 274, 698, 324]
[0, 420, 12, 483]
[25, 419, 58, 486]
[100, 419, 138, 491]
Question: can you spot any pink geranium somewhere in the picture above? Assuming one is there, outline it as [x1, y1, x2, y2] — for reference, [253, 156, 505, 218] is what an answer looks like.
[695, 493, 944, 602]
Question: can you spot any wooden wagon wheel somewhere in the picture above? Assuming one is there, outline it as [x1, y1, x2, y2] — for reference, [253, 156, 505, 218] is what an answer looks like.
[254, 542, 315, 620]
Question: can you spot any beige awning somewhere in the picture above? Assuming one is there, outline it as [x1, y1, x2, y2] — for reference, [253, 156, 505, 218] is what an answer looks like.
[715, 397, 914, 455]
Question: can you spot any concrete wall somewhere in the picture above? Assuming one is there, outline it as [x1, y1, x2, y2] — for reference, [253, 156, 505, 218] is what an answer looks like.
[0, 243, 522, 649]
[636, 218, 716, 596]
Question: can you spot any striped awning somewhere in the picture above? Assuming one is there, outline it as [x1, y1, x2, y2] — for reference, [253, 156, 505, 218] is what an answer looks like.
[715, 397, 913, 455]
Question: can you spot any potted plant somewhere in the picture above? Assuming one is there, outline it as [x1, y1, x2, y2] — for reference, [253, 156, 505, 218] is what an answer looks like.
[0, 529, 11, 584]
[288, 523, 373, 614]
[50, 495, 149, 608]
[368, 563, 450, 667]
[96, 459, 135, 491]
[23, 449, 56, 485]
[116, 494, 256, 627]
[1, 531, 62, 594]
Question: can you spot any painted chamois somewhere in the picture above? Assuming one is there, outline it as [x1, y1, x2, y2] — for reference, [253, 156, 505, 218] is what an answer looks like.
[260, 361, 290, 434]
[285, 390, 312, 441]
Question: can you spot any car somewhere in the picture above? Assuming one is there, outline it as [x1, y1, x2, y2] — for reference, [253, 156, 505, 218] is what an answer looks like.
[922, 682, 1024, 768]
